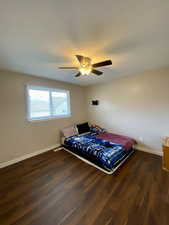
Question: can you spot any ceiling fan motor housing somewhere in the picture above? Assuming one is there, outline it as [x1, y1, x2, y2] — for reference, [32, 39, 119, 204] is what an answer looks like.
[80, 56, 92, 75]
[58, 55, 112, 77]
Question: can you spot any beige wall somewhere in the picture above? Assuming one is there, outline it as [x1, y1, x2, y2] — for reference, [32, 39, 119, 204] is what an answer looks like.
[0, 71, 87, 163]
[85, 68, 169, 154]
[1, 67, 169, 164]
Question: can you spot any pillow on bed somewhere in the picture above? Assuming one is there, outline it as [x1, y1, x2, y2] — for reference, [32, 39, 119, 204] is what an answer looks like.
[76, 122, 90, 134]
[61, 126, 78, 138]
[90, 124, 106, 134]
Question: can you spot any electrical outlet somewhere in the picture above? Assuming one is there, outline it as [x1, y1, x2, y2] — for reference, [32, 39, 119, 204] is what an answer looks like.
[139, 137, 143, 142]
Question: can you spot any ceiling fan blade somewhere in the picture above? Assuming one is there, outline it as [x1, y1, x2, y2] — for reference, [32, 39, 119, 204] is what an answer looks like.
[92, 60, 112, 68]
[76, 55, 84, 63]
[75, 72, 81, 77]
[58, 67, 78, 69]
[91, 69, 103, 75]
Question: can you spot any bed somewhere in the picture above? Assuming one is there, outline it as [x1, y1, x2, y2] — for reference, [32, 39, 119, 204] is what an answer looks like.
[62, 125, 136, 174]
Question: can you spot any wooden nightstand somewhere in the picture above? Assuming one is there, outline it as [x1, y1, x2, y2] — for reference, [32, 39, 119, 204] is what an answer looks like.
[163, 145, 169, 171]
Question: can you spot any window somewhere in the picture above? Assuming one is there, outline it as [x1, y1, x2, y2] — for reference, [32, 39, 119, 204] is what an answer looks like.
[27, 85, 71, 121]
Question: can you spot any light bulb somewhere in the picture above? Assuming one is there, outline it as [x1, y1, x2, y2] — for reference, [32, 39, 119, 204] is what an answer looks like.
[80, 68, 91, 75]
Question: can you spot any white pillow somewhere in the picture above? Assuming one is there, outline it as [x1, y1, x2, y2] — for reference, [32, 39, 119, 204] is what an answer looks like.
[61, 126, 78, 138]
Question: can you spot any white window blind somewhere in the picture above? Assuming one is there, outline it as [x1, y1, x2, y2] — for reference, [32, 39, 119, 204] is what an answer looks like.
[27, 85, 71, 121]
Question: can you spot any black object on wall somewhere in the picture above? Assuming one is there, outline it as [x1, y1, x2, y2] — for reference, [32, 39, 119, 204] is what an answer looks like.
[91, 100, 99, 105]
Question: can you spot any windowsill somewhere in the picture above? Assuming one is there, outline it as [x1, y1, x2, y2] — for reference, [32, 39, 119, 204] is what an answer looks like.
[27, 114, 71, 122]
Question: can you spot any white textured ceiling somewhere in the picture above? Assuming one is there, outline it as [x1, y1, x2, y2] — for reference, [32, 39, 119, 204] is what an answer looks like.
[0, 0, 169, 85]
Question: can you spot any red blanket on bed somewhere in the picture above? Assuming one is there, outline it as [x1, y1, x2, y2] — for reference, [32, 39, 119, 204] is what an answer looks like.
[96, 132, 136, 151]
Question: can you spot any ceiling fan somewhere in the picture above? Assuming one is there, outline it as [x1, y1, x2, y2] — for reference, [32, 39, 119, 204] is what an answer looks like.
[58, 55, 112, 77]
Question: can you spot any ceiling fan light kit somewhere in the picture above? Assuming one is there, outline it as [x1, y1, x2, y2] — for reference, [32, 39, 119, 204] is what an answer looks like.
[79, 67, 91, 75]
[58, 55, 112, 77]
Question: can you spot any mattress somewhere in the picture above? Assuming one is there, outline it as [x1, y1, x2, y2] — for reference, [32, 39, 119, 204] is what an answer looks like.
[64, 133, 134, 171]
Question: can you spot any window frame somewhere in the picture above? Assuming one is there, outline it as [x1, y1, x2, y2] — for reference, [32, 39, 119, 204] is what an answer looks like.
[26, 85, 71, 121]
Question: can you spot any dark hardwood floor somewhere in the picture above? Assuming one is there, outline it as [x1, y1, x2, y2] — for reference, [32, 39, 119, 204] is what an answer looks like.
[0, 150, 169, 225]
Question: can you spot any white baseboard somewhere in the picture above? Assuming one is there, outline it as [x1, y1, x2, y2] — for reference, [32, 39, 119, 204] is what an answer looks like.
[135, 145, 163, 156]
[0, 144, 60, 169]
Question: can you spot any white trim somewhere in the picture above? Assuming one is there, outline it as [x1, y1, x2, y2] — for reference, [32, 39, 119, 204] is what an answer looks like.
[27, 114, 71, 122]
[135, 145, 162, 156]
[0, 144, 60, 169]
[62, 147, 134, 174]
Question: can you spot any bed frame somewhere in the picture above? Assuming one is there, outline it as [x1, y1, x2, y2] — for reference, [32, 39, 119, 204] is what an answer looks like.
[62, 146, 135, 175]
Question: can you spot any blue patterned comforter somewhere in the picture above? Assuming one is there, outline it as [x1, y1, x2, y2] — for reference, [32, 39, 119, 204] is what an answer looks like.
[64, 133, 131, 170]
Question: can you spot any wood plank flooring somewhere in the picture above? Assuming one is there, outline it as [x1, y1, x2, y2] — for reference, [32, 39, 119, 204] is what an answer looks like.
[0, 150, 169, 225]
